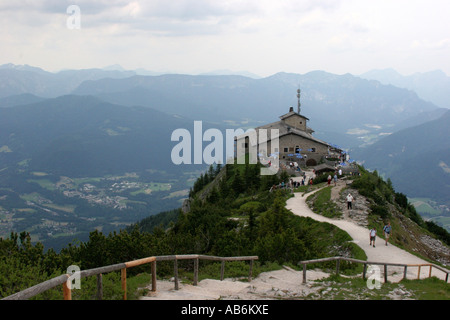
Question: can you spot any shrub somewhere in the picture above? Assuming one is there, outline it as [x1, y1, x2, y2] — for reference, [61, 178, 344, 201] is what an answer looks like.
[370, 204, 389, 219]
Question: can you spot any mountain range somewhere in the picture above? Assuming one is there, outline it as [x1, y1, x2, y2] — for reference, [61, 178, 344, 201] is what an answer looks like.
[0, 94, 205, 177]
[360, 68, 450, 109]
[351, 110, 450, 206]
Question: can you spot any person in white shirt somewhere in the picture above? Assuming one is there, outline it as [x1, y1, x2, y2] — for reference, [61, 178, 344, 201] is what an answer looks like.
[346, 193, 354, 210]
[369, 228, 377, 247]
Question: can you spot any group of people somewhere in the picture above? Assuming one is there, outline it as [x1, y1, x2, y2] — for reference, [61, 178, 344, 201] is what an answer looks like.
[327, 173, 339, 186]
[369, 222, 392, 248]
[343, 190, 393, 249]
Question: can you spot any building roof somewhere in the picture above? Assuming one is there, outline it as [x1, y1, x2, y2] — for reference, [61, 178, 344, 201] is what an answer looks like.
[313, 163, 335, 173]
[253, 120, 330, 147]
[279, 110, 309, 121]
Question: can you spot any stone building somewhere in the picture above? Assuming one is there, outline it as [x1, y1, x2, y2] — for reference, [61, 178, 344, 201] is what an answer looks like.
[235, 91, 343, 167]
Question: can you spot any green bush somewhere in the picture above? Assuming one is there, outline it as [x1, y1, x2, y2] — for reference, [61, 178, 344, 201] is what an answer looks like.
[307, 186, 342, 219]
[370, 204, 390, 219]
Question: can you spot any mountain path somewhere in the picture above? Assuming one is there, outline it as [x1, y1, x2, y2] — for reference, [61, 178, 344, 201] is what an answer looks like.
[286, 172, 448, 282]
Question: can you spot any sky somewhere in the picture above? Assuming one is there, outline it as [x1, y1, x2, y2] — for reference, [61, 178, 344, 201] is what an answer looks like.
[1, 0, 450, 77]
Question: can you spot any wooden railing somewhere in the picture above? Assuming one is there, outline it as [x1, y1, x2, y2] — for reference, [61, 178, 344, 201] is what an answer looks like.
[298, 256, 450, 284]
[1, 254, 258, 300]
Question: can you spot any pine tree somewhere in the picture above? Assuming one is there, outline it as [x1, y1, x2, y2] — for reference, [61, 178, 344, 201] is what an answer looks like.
[232, 169, 244, 196]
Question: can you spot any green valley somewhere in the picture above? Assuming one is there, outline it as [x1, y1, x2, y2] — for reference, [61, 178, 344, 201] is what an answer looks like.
[0, 168, 203, 251]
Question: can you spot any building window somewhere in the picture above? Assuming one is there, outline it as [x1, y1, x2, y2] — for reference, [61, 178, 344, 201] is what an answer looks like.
[283, 147, 288, 153]
[311, 148, 316, 153]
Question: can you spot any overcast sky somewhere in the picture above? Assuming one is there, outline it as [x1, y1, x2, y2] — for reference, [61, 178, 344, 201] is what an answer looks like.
[1, 0, 449, 77]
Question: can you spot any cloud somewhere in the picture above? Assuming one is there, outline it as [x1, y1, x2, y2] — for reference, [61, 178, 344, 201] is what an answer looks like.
[1, 0, 449, 76]
[412, 39, 450, 51]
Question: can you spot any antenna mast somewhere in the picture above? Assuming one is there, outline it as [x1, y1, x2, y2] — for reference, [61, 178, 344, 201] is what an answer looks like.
[297, 88, 301, 114]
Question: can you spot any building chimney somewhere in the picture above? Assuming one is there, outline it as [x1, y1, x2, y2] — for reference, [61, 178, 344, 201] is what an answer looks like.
[289, 106, 294, 112]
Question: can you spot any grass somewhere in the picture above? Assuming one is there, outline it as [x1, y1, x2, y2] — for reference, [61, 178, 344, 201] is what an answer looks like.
[410, 198, 442, 216]
[26, 179, 56, 191]
[306, 186, 343, 219]
[309, 274, 450, 300]
[43, 203, 76, 213]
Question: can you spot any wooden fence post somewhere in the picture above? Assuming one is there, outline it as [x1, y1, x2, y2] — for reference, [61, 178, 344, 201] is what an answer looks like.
[151, 261, 157, 292]
[63, 278, 72, 300]
[174, 258, 179, 290]
[194, 258, 199, 286]
[403, 266, 408, 280]
[335, 259, 340, 275]
[302, 264, 307, 284]
[429, 265, 432, 278]
[363, 263, 367, 280]
[121, 268, 127, 300]
[417, 265, 421, 280]
[96, 274, 103, 300]
[384, 264, 388, 283]
[248, 260, 253, 282]
[220, 261, 225, 281]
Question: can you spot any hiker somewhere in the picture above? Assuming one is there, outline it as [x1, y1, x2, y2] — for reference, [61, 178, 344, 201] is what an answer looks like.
[383, 222, 392, 246]
[327, 174, 332, 185]
[369, 227, 377, 247]
[333, 174, 338, 186]
[346, 193, 354, 210]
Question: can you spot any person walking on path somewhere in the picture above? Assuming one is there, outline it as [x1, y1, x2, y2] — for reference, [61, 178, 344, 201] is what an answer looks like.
[383, 222, 392, 246]
[327, 174, 332, 185]
[369, 227, 377, 247]
[346, 193, 354, 210]
[333, 173, 338, 186]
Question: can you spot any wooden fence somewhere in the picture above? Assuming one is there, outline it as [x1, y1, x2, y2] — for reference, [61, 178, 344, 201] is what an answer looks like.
[298, 256, 450, 284]
[2, 254, 258, 301]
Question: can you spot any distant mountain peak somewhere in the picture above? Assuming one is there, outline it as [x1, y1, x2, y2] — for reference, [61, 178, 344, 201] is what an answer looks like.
[102, 64, 126, 72]
[0, 63, 49, 74]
